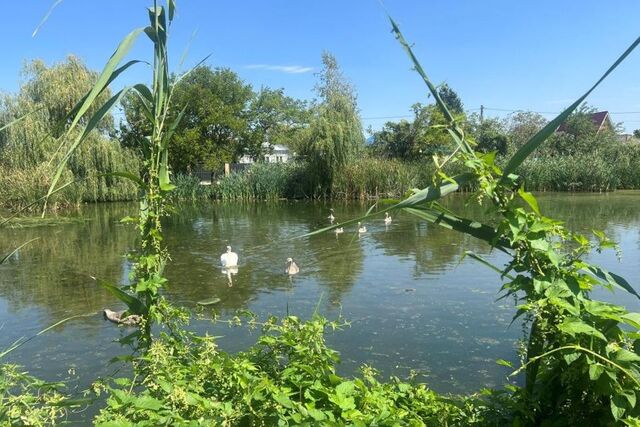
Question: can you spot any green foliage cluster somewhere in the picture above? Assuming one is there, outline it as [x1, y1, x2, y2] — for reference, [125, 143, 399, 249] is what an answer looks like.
[212, 162, 309, 201]
[0, 56, 139, 210]
[0, 364, 66, 427]
[119, 66, 309, 174]
[94, 315, 479, 426]
[302, 52, 365, 195]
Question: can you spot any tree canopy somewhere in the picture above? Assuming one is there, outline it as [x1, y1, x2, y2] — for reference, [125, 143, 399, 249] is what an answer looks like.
[303, 52, 364, 194]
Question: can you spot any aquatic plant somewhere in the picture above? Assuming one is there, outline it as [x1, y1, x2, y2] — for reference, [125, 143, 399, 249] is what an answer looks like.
[308, 18, 640, 424]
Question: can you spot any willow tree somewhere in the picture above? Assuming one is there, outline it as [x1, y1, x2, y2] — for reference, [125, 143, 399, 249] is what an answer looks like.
[0, 56, 138, 208]
[305, 52, 364, 196]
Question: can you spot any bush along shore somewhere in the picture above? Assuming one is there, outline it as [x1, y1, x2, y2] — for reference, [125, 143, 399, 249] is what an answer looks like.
[205, 147, 640, 202]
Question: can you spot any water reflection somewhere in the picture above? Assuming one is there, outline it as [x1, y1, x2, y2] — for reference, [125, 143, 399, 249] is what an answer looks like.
[1, 193, 639, 405]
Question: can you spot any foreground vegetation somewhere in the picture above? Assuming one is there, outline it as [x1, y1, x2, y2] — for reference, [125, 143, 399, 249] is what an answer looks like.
[2, 2, 640, 426]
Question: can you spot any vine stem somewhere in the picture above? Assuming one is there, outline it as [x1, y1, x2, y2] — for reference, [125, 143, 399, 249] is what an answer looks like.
[509, 344, 640, 388]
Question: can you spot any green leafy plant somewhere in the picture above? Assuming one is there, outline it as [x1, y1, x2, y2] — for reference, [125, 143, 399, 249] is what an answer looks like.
[308, 17, 640, 425]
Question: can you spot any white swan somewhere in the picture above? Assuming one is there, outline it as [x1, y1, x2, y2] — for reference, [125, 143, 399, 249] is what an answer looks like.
[328, 208, 335, 223]
[220, 246, 238, 267]
[358, 222, 367, 234]
[285, 257, 299, 275]
[334, 227, 344, 234]
[384, 212, 392, 225]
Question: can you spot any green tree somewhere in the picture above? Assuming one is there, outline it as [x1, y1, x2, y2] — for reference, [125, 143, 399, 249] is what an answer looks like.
[304, 52, 364, 194]
[246, 87, 310, 160]
[370, 84, 466, 160]
[467, 113, 510, 155]
[437, 82, 464, 115]
[170, 66, 254, 172]
[634, 129, 640, 139]
[0, 56, 138, 207]
[503, 111, 548, 155]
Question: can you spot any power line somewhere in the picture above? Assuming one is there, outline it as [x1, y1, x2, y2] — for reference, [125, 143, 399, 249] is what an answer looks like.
[361, 107, 640, 121]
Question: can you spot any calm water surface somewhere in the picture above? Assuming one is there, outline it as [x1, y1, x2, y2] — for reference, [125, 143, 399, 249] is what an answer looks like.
[1, 192, 639, 419]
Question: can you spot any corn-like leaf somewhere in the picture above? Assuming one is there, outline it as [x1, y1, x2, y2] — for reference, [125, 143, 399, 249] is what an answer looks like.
[502, 35, 640, 178]
[404, 206, 510, 251]
[46, 88, 133, 211]
[302, 173, 474, 238]
[388, 17, 454, 125]
[99, 280, 147, 315]
[0, 106, 44, 133]
[168, 0, 176, 22]
[68, 29, 143, 134]
[158, 148, 175, 191]
[465, 251, 514, 279]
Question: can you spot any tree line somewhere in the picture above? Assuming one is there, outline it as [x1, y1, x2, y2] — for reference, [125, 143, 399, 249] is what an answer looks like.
[2, 50, 639, 210]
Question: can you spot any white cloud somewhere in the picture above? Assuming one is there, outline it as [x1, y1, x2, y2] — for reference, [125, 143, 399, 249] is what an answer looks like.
[245, 64, 314, 74]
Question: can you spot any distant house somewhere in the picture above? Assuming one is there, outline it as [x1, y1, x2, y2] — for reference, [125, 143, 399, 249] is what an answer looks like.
[617, 134, 640, 144]
[239, 143, 291, 164]
[556, 111, 613, 134]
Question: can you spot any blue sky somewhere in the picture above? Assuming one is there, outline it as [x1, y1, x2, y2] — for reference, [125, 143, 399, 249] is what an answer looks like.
[2, 1, 640, 132]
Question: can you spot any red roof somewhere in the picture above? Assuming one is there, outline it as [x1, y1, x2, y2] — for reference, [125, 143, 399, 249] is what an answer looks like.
[556, 111, 610, 133]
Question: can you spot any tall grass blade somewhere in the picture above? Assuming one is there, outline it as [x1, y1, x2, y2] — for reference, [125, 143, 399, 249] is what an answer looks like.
[32, 0, 64, 37]
[0, 238, 39, 265]
[0, 312, 97, 358]
[502, 35, 640, 178]
[302, 173, 473, 238]
[45, 88, 133, 212]
[388, 17, 471, 153]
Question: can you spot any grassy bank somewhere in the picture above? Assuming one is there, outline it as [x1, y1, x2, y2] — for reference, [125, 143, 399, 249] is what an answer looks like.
[210, 148, 640, 201]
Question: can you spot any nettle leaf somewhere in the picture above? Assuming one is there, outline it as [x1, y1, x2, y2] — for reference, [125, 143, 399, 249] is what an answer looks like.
[518, 187, 540, 215]
[623, 389, 637, 408]
[563, 352, 581, 365]
[558, 319, 607, 342]
[611, 395, 627, 420]
[614, 349, 640, 363]
[622, 313, 640, 330]
[589, 364, 605, 381]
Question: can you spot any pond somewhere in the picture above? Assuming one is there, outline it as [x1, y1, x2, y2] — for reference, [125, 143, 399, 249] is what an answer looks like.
[1, 192, 640, 418]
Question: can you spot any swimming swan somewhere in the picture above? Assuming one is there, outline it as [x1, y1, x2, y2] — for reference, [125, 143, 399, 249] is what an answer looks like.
[220, 246, 238, 267]
[328, 208, 335, 223]
[285, 257, 300, 275]
[384, 212, 392, 225]
[358, 222, 367, 233]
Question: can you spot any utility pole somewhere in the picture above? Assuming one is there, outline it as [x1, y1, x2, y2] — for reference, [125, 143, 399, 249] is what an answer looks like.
[480, 104, 484, 124]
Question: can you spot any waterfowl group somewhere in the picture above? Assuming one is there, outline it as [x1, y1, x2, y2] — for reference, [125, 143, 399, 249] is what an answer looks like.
[215, 210, 396, 284]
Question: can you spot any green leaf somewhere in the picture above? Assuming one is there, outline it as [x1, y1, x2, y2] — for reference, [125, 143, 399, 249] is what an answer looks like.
[611, 395, 627, 420]
[503, 34, 640, 178]
[622, 313, 640, 330]
[158, 148, 175, 191]
[563, 352, 580, 365]
[518, 187, 540, 215]
[614, 349, 640, 363]
[496, 359, 513, 368]
[589, 363, 604, 381]
[586, 265, 640, 300]
[132, 395, 163, 411]
[46, 86, 133, 210]
[558, 319, 606, 341]
[99, 280, 146, 315]
[0, 238, 39, 265]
